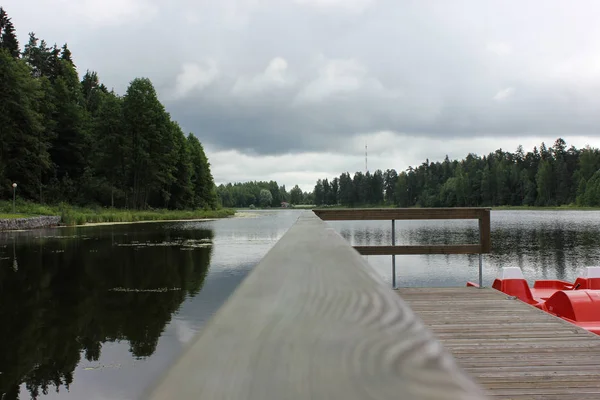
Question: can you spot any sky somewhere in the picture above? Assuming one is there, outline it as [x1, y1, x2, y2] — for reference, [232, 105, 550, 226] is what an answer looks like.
[5, 0, 600, 191]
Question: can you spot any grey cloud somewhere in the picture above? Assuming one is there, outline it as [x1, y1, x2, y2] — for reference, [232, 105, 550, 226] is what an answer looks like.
[5, 0, 600, 156]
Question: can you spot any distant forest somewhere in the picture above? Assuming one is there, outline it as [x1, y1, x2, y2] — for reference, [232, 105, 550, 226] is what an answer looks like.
[216, 181, 313, 208]
[312, 138, 600, 207]
[0, 7, 217, 210]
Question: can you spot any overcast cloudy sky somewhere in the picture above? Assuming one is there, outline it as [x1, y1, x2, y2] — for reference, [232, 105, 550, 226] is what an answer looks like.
[5, 0, 600, 191]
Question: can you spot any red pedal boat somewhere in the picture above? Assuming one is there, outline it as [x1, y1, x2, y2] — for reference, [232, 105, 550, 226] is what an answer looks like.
[468, 267, 600, 335]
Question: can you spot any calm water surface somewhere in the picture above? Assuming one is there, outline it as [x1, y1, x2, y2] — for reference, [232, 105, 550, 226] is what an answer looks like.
[2, 209, 600, 399]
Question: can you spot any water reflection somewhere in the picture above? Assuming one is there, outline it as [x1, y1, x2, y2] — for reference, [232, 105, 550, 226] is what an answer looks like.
[0, 225, 213, 400]
[3, 210, 600, 398]
[490, 216, 600, 281]
[330, 211, 600, 286]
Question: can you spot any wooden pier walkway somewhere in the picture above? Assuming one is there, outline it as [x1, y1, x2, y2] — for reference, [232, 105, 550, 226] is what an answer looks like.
[398, 287, 600, 399]
[147, 209, 600, 399]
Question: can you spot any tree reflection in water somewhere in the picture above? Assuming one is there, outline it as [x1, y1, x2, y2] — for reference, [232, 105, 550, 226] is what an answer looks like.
[0, 224, 213, 399]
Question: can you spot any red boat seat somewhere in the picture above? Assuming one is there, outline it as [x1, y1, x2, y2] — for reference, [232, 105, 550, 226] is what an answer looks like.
[573, 267, 600, 289]
[491, 267, 543, 306]
[492, 278, 541, 305]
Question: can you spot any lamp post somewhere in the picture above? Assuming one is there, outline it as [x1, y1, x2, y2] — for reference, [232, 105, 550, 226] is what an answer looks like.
[12, 183, 17, 214]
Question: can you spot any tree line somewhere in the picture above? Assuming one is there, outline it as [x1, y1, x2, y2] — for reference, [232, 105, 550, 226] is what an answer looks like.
[216, 181, 314, 208]
[312, 138, 600, 207]
[0, 7, 217, 210]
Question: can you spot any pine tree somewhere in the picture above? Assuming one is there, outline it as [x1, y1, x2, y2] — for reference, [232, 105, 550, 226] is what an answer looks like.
[395, 172, 410, 207]
[480, 164, 492, 205]
[582, 171, 600, 206]
[22, 33, 57, 79]
[535, 158, 555, 206]
[383, 169, 398, 204]
[313, 179, 324, 206]
[123, 78, 176, 208]
[169, 123, 194, 209]
[0, 7, 19, 58]
[92, 91, 127, 207]
[321, 179, 330, 205]
[61, 43, 73, 65]
[49, 58, 89, 201]
[370, 170, 385, 205]
[290, 185, 303, 205]
[0, 50, 48, 199]
[338, 172, 353, 206]
[330, 177, 339, 205]
[187, 134, 217, 209]
[268, 180, 281, 207]
[81, 70, 107, 115]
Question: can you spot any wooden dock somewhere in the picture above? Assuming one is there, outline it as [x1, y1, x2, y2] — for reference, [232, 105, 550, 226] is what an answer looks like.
[397, 287, 600, 399]
[147, 212, 487, 400]
[147, 209, 600, 400]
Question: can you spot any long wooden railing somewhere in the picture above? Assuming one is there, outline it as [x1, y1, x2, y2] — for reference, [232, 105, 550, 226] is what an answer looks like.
[313, 208, 492, 288]
[147, 212, 487, 399]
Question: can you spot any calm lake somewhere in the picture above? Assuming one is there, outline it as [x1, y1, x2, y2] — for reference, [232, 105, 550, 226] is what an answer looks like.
[2, 209, 600, 399]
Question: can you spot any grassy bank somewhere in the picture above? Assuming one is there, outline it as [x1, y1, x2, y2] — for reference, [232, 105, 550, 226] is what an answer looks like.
[0, 213, 36, 219]
[0, 200, 236, 226]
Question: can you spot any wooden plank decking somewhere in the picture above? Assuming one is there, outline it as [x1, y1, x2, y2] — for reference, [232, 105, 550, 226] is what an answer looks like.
[397, 287, 600, 399]
[147, 212, 486, 399]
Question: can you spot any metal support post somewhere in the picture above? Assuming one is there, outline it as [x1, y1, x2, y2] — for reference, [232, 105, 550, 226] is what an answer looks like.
[478, 253, 483, 289]
[392, 219, 396, 289]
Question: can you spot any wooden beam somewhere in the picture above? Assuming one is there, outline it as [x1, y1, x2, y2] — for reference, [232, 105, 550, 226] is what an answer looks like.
[314, 208, 493, 255]
[146, 212, 487, 400]
[479, 209, 491, 253]
[355, 244, 482, 255]
[313, 207, 491, 221]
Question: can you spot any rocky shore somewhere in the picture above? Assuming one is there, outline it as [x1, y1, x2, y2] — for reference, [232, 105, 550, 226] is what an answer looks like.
[0, 216, 61, 231]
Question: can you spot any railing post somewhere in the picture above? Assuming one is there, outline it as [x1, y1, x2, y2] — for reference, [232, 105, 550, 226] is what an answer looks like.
[392, 219, 396, 289]
[478, 209, 490, 289]
[313, 208, 492, 289]
[478, 253, 483, 289]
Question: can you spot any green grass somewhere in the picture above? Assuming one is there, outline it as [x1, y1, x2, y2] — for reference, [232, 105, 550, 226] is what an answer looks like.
[0, 200, 236, 226]
[0, 213, 36, 219]
[0, 200, 56, 216]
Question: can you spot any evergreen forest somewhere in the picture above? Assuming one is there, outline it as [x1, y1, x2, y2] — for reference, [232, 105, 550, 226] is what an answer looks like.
[311, 138, 600, 208]
[0, 7, 218, 210]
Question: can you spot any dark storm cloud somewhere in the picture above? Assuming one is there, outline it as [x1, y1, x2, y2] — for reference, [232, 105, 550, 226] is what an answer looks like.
[6, 0, 600, 156]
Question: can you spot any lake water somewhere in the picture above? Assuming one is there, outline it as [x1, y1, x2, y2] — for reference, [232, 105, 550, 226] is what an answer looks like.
[2, 209, 600, 399]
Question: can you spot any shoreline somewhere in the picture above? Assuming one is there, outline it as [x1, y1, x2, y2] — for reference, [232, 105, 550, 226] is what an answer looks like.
[0, 216, 62, 231]
[62, 218, 219, 228]
[0, 210, 259, 231]
[72, 211, 259, 227]
[0, 209, 241, 232]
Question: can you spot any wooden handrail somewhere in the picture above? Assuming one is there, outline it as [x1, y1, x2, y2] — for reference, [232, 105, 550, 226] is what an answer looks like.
[313, 207, 492, 255]
[313, 207, 491, 221]
[355, 244, 482, 255]
[146, 212, 487, 399]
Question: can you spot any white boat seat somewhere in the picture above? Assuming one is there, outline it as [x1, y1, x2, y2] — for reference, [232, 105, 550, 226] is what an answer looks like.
[499, 266, 525, 280]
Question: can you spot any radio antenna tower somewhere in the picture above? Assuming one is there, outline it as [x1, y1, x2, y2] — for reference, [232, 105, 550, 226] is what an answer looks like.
[365, 143, 368, 172]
